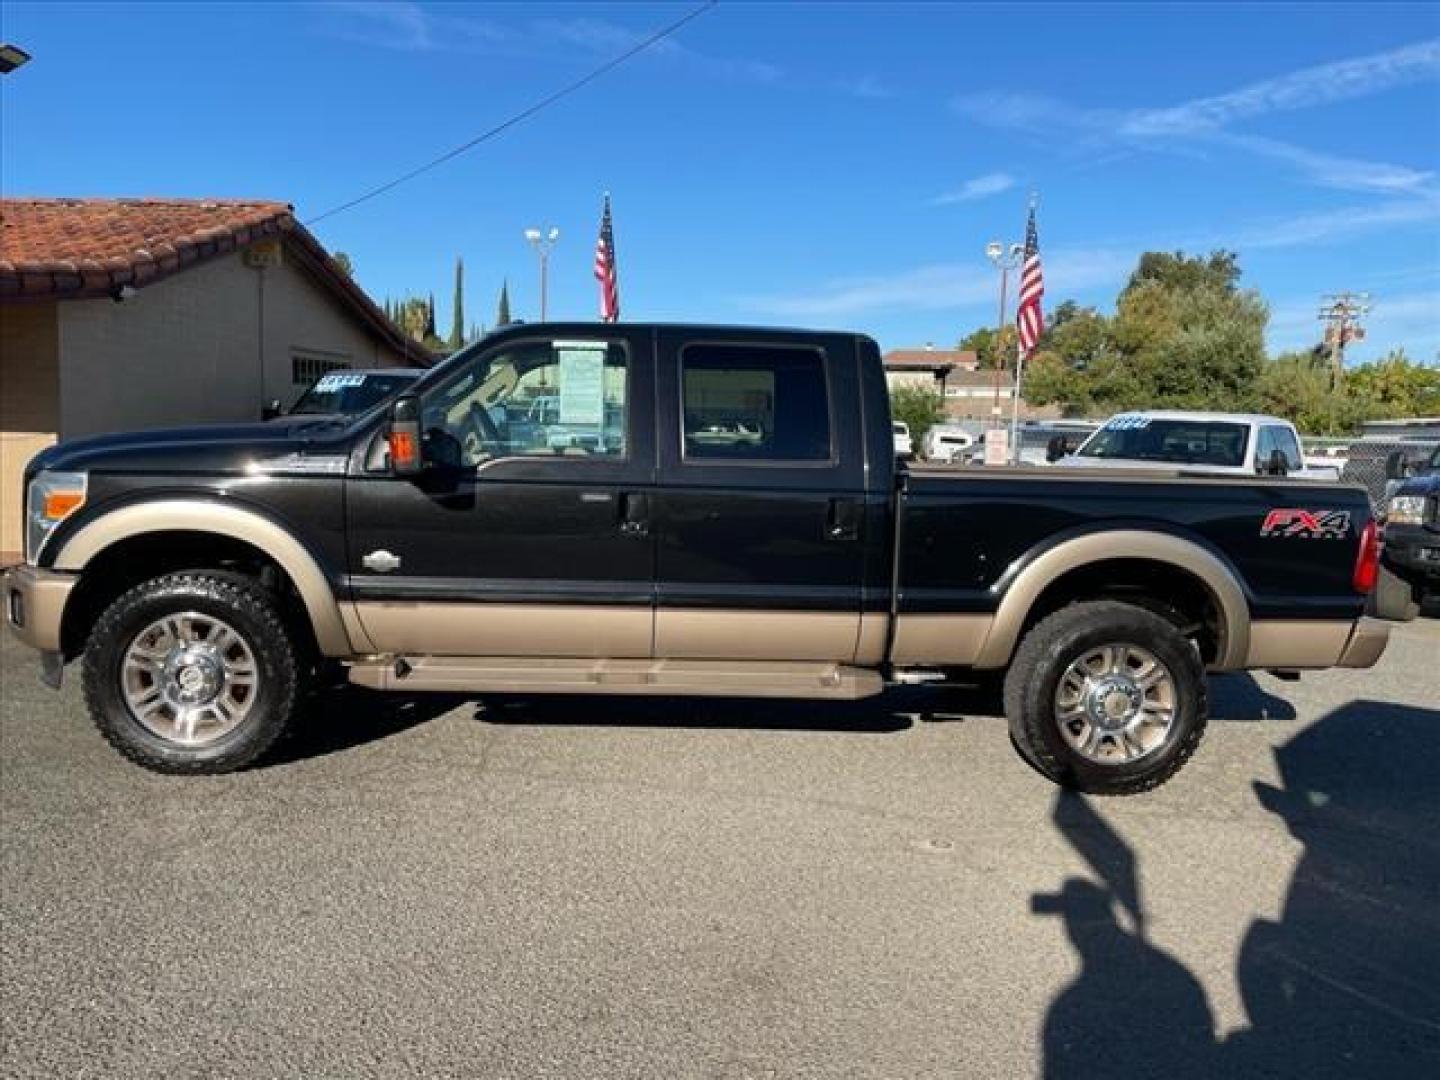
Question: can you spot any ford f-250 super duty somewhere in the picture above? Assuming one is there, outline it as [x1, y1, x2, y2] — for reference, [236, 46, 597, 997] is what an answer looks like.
[5, 324, 1410, 793]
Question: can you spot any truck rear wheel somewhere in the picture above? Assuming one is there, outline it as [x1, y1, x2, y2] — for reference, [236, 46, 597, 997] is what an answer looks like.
[82, 572, 299, 774]
[1003, 600, 1207, 795]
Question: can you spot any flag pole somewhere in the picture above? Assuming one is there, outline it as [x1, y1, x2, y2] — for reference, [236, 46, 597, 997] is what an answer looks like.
[1009, 191, 1039, 465]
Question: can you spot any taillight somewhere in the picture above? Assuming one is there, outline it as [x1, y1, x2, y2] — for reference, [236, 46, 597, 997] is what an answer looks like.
[1353, 519, 1379, 594]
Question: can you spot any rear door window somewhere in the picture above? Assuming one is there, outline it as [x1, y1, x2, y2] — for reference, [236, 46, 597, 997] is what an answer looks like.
[681, 343, 832, 462]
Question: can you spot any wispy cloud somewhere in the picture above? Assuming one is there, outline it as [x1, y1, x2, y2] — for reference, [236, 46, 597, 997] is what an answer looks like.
[739, 248, 1135, 319]
[740, 194, 1440, 322]
[931, 172, 1017, 205]
[315, 3, 883, 96]
[951, 39, 1440, 197]
[1119, 39, 1440, 136]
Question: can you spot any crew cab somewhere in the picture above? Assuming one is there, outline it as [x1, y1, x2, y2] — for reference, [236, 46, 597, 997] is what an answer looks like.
[1058, 411, 1339, 480]
[4, 324, 1407, 794]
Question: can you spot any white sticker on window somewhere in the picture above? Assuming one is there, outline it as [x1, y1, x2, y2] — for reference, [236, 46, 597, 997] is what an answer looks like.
[557, 347, 606, 425]
[314, 372, 364, 392]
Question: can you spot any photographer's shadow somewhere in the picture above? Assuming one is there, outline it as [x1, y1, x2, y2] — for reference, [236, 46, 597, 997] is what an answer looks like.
[1037, 796, 1219, 1079]
[1037, 700, 1440, 1079]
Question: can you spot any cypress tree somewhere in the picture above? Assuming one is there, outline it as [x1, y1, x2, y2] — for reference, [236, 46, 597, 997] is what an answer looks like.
[497, 280, 511, 326]
[449, 258, 465, 349]
[425, 292, 437, 339]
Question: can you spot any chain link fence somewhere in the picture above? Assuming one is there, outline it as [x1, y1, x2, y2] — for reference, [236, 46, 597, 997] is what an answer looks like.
[1325, 439, 1440, 514]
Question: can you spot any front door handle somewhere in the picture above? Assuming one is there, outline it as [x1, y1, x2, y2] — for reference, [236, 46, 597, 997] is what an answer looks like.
[827, 497, 861, 541]
[619, 491, 650, 538]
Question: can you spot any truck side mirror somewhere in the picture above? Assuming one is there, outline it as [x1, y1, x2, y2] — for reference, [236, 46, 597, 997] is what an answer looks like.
[1266, 448, 1289, 477]
[1384, 450, 1412, 480]
[261, 399, 283, 421]
[387, 392, 423, 476]
[1045, 435, 1067, 463]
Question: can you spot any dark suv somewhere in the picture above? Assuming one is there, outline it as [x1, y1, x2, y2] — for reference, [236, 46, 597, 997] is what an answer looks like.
[1383, 444, 1440, 608]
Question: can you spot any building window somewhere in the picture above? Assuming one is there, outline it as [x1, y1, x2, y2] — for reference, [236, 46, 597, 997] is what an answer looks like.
[292, 350, 351, 388]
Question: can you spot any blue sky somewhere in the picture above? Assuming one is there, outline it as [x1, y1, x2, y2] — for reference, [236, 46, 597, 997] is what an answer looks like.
[3, 2, 1438, 361]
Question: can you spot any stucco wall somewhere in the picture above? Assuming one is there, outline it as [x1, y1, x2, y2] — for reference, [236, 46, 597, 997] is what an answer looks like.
[57, 244, 406, 438]
[1, 303, 60, 555]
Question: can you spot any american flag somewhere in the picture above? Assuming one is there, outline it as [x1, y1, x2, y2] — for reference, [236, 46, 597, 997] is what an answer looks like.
[1015, 205, 1044, 358]
[594, 193, 620, 323]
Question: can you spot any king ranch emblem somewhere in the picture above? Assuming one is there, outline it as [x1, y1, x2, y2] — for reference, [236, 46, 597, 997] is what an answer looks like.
[1260, 508, 1352, 539]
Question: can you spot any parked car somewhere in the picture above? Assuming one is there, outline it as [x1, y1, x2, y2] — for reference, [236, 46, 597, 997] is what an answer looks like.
[923, 425, 975, 464]
[1380, 442, 1440, 612]
[966, 422, 1099, 467]
[1058, 411, 1336, 480]
[893, 421, 913, 460]
[5, 323, 1411, 795]
[268, 368, 426, 420]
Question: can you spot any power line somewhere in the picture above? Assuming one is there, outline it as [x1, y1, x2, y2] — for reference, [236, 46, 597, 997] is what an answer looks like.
[305, 0, 719, 227]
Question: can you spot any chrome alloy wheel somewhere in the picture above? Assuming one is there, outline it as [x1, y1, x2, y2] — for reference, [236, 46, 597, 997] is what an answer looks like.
[120, 611, 259, 747]
[1053, 644, 1176, 764]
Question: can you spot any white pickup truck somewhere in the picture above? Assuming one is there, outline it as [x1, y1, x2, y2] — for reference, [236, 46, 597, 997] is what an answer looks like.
[1057, 411, 1339, 480]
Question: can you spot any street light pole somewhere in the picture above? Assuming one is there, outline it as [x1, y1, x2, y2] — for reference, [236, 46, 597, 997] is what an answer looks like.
[523, 226, 560, 321]
[985, 240, 1023, 451]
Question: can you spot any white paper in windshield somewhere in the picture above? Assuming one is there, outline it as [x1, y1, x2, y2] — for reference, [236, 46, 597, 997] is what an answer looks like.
[556, 342, 606, 425]
[313, 372, 367, 392]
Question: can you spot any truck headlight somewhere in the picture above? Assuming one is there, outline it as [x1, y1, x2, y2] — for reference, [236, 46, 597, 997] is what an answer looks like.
[1387, 495, 1427, 527]
[25, 470, 87, 564]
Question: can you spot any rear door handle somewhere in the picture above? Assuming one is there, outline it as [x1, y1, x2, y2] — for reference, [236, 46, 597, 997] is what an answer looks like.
[827, 497, 861, 541]
[619, 491, 650, 538]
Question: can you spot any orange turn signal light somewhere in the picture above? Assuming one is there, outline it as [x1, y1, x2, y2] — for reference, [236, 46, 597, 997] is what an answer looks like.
[43, 490, 85, 519]
[388, 430, 419, 469]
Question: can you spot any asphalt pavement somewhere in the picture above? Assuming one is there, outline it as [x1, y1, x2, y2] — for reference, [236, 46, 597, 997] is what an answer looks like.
[2, 620, 1438, 1078]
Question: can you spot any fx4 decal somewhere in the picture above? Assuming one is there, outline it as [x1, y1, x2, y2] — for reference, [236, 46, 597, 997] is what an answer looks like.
[1260, 508, 1352, 539]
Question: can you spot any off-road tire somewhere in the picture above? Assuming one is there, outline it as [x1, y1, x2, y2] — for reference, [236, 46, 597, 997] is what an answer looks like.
[82, 572, 299, 774]
[1003, 600, 1207, 795]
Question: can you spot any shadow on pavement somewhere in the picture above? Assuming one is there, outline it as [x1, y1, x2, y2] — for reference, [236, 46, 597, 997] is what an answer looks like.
[262, 685, 468, 766]
[474, 691, 920, 734]
[1038, 699, 1440, 1079]
[1208, 672, 1299, 722]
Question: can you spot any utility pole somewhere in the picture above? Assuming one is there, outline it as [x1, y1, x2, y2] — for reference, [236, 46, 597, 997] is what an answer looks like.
[1318, 292, 1371, 389]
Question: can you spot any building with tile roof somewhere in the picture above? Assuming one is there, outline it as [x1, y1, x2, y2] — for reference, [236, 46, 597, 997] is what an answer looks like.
[0, 197, 429, 556]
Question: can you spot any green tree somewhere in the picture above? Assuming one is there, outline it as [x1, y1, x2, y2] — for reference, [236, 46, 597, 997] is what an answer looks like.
[1347, 348, 1440, 419]
[497, 280, 512, 326]
[425, 293, 437, 340]
[332, 251, 354, 276]
[959, 324, 1018, 371]
[1126, 250, 1240, 294]
[1256, 351, 1363, 435]
[449, 258, 465, 350]
[889, 385, 946, 445]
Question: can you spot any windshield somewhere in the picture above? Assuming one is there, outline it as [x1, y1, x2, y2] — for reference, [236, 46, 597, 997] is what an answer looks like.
[1077, 417, 1249, 467]
[290, 372, 417, 416]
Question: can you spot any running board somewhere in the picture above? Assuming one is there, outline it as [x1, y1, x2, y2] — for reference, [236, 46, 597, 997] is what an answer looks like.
[346, 656, 885, 700]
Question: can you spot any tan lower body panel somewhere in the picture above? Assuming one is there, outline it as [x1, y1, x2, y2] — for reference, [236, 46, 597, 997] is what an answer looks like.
[1337, 617, 1390, 669]
[352, 602, 652, 658]
[347, 656, 884, 699]
[1245, 619, 1365, 669]
[889, 614, 993, 666]
[654, 609, 862, 662]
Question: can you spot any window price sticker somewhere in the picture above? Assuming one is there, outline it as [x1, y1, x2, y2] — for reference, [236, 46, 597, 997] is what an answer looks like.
[554, 342, 607, 425]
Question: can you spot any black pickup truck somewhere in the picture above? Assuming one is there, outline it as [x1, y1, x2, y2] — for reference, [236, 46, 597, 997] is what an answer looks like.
[5, 324, 1408, 793]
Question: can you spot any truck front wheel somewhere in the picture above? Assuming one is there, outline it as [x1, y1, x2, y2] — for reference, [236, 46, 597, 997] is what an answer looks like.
[82, 572, 300, 774]
[1003, 600, 1207, 795]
